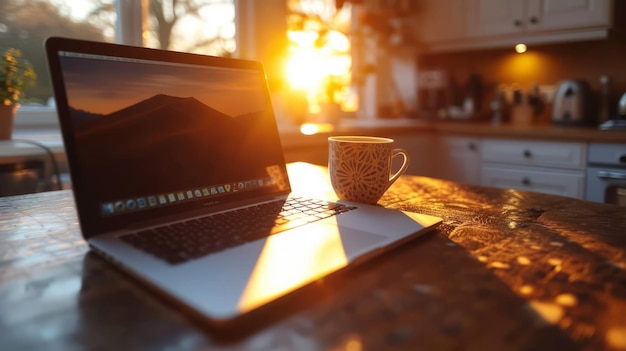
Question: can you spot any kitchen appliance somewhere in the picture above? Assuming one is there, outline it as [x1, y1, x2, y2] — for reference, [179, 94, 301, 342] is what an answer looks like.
[417, 69, 448, 119]
[552, 80, 594, 125]
[586, 143, 626, 206]
[598, 91, 626, 130]
[620, 92, 626, 115]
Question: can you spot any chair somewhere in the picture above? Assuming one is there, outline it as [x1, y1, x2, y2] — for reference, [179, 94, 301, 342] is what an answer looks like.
[0, 160, 45, 196]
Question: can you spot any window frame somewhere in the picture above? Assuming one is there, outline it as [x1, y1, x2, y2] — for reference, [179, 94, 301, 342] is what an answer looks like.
[16, 0, 164, 129]
[15, 0, 267, 130]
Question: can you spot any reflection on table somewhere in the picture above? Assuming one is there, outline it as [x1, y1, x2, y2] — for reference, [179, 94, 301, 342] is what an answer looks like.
[0, 162, 625, 350]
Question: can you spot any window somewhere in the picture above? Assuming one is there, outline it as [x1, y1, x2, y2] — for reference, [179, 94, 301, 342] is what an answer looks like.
[285, 0, 353, 115]
[147, 0, 236, 56]
[0, 0, 236, 129]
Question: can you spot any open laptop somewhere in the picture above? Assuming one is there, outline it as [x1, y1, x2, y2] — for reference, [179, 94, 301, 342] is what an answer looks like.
[45, 37, 442, 325]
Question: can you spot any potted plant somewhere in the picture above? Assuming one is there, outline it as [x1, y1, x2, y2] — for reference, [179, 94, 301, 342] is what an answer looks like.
[0, 48, 37, 139]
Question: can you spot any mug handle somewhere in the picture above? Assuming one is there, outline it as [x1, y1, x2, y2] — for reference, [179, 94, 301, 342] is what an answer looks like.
[388, 148, 410, 189]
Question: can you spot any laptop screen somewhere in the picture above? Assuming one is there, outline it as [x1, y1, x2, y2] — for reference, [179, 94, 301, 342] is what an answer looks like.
[47, 38, 290, 236]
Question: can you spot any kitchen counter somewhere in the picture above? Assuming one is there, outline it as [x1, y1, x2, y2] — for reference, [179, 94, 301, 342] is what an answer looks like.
[426, 120, 626, 143]
[280, 119, 626, 145]
[6, 120, 625, 160]
[1, 162, 625, 350]
[1, 122, 622, 194]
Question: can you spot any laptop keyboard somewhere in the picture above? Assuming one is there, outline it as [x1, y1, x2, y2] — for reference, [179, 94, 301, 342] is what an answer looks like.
[120, 197, 357, 265]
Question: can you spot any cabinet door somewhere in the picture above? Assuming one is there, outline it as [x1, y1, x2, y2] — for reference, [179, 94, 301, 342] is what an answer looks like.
[481, 165, 585, 199]
[414, 0, 469, 43]
[468, 0, 610, 37]
[389, 133, 438, 177]
[481, 139, 586, 170]
[528, 0, 610, 32]
[468, 0, 525, 37]
[436, 136, 482, 185]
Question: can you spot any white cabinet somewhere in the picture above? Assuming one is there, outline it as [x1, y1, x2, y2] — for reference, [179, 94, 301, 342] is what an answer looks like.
[413, 0, 470, 44]
[414, 0, 612, 52]
[468, 0, 525, 36]
[530, 0, 611, 32]
[434, 136, 482, 185]
[482, 165, 586, 198]
[481, 139, 586, 169]
[468, 0, 611, 37]
[481, 139, 587, 199]
[390, 133, 438, 177]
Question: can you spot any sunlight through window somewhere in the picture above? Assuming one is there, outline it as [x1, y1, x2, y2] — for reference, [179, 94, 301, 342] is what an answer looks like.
[286, 0, 352, 115]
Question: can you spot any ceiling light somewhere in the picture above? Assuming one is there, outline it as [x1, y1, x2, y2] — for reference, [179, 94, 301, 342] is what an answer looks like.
[515, 43, 527, 53]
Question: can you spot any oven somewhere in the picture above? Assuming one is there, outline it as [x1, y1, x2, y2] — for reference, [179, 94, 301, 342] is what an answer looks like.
[586, 143, 626, 206]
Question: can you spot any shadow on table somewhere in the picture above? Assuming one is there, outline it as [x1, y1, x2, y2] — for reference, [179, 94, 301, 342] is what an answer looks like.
[76, 231, 584, 350]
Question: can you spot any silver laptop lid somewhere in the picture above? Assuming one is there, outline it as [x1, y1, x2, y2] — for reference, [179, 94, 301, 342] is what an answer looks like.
[46, 37, 291, 238]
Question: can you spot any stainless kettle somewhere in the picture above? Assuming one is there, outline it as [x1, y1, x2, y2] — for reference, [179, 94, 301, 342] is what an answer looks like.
[619, 92, 626, 117]
[552, 80, 594, 125]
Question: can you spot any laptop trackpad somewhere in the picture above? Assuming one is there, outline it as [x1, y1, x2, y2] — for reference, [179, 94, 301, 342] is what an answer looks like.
[312, 221, 389, 261]
[231, 221, 388, 312]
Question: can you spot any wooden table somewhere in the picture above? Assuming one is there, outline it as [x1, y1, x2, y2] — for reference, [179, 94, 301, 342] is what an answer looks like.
[1, 162, 625, 350]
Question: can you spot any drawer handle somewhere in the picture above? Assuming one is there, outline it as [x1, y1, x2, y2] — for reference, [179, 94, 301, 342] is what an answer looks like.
[597, 170, 626, 180]
[523, 150, 532, 158]
[521, 177, 531, 186]
[514, 19, 523, 27]
[620, 155, 626, 163]
[529, 16, 538, 24]
[468, 142, 477, 151]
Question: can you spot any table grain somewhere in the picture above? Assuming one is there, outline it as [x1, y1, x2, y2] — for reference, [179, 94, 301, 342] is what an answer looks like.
[1, 163, 625, 351]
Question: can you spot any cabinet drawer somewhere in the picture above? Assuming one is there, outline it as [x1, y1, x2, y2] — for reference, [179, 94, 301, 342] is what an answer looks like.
[482, 139, 586, 170]
[481, 165, 585, 199]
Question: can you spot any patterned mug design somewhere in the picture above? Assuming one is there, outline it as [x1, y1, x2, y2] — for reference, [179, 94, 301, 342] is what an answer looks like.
[328, 136, 409, 204]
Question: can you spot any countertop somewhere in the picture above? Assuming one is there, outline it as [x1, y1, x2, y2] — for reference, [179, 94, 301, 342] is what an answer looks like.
[3, 121, 624, 162]
[1, 162, 625, 350]
[280, 119, 626, 147]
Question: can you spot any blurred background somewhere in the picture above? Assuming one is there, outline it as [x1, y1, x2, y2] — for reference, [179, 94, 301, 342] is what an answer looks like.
[2, 0, 626, 203]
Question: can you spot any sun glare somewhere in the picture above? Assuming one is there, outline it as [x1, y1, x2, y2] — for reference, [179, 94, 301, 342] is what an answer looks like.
[299, 122, 334, 135]
[237, 218, 349, 312]
[285, 1, 352, 115]
[285, 50, 326, 90]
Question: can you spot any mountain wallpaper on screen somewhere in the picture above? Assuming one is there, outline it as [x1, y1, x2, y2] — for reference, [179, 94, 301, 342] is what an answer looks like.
[72, 94, 283, 201]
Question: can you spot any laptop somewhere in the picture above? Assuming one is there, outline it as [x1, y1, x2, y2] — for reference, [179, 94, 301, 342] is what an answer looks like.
[45, 37, 442, 325]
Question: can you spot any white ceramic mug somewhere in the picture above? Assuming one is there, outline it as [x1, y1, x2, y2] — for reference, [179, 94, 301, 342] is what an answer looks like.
[328, 136, 410, 204]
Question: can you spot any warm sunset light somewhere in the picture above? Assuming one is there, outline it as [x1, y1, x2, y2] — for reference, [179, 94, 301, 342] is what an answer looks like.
[237, 219, 349, 311]
[498, 51, 546, 83]
[235, 202, 442, 312]
[515, 43, 527, 53]
[285, 1, 352, 115]
[285, 49, 325, 91]
[299, 122, 334, 135]
[287, 162, 338, 199]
